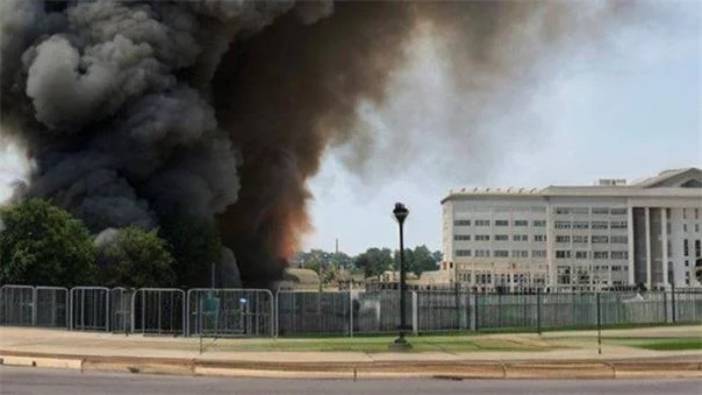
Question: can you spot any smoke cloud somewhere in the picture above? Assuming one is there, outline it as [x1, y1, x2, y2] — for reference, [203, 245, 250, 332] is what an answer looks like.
[1, 1, 646, 286]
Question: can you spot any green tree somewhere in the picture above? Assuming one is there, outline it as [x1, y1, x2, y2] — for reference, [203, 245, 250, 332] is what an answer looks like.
[159, 216, 222, 287]
[354, 248, 393, 277]
[0, 199, 97, 286]
[96, 226, 176, 288]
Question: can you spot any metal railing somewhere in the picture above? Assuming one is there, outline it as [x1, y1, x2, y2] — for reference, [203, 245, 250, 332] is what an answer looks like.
[186, 288, 274, 337]
[69, 287, 109, 331]
[1, 285, 701, 337]
[133, 288, 185, 336]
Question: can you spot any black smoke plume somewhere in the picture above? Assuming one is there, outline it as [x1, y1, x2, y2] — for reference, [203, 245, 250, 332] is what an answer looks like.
[1, 1, 643, 287]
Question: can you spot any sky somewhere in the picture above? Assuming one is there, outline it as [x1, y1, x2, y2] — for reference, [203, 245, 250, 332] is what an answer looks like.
[0, 2, 699, 258]
[304, 1, 701, 256]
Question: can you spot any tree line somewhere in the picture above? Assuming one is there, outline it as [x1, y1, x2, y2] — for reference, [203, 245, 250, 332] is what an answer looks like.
[0, 199, 221, 288]
[293, 245, 442, 280]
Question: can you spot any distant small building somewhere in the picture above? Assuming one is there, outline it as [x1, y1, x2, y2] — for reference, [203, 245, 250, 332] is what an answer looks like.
[276, 268, 320, 290]
[365, 270, 450, 291]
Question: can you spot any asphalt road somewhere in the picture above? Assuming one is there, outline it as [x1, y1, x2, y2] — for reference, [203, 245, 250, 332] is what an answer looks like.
[0, 366, 700, 395]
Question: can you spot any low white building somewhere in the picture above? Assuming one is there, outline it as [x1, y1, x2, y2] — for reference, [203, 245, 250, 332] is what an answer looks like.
[441, 168, 702, 292]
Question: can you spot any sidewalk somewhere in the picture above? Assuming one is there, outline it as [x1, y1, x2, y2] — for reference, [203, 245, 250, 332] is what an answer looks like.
[1, 326, 700, 379]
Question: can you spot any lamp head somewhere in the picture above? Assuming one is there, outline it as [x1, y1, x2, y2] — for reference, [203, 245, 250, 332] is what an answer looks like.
[393, 202, 409, 224]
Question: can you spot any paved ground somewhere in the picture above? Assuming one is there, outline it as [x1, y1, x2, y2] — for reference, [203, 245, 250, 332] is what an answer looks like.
[0, 325, 700, 363]
[0, 366, 700, 395]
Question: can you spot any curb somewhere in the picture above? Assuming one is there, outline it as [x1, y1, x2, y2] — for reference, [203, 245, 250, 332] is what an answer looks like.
[1, 352, 701, 380]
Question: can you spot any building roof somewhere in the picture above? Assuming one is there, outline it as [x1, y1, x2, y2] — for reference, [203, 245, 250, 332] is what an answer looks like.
[442, 168, 702, 203]
[281, 268, 320, 285]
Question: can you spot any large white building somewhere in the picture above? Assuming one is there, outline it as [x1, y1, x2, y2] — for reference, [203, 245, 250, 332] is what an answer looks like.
[440, 168, 702, 292]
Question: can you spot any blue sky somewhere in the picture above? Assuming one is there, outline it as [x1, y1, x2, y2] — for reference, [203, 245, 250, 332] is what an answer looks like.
[305, 2, 701, 255]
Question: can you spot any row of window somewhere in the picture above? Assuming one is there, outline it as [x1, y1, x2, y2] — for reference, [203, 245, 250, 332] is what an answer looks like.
[455, 234, 545, 242]
[455, 249, 547, 258]
[682, 208, 701, 220]
[555, 235, 628, 244]
[554, 221, 627, 230]
[555, 250, 628, 260]
[454, 234, 628, 244]
[554, 207, 627, 216]
[455, 219, 628, 229]
[681, 223, 701, 233]
[454, 219, 546, 227]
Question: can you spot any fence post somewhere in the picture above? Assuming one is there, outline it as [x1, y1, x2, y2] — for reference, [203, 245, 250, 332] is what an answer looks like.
[596, 292, 602, 355]
[671, 283, 676, 324]
[31, 287, 37, 326]
[349, 290, 354, 338]
[663, 290, 668, 324]
[536, 288, 541, 335]
[411, 291, 418, 335]
[474, 292, 479, 331]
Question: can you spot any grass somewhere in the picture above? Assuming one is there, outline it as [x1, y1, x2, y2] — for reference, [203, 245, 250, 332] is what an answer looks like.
[203, 334, 558, 353]
[608, 337, 702, 351]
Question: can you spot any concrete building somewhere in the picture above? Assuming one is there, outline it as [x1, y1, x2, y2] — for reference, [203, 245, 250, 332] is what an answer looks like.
[441, 168, 702, 292]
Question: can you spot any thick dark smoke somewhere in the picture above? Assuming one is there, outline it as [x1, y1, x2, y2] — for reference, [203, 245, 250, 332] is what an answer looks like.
[0, 1, 642, 287]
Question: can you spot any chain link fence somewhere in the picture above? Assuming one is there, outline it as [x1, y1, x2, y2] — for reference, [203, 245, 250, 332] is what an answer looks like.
[1, 285, 701, 336]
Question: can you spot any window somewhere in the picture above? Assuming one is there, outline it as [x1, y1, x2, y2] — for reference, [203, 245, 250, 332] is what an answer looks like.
[572, 207, 589, 215]
[683, 208, 687, 219]
[611, 235, 628, 244]
[610, 208, 627, 215]
[513, 234, 528, 241]
[455, 249, 472, 257]
[514, 220, 528, 227]
[475, 234, 490, 241]
[696, 224, 700, 233]
[555, 221, 571, 229]
[495, 234, 509, 241]
[554, 207, 570, 215]
[556, 250, 571, 259]
[696, 239, 701, 257]
[683, 224, 688, 232]
[594, 251, 609, 260]
[512, 250, 529, 258]
[475, 249, 490, 257]
[573, 235, 588, 244]
[592, 221, 608, 229]
[592, 207, 609, 215]
[534, 234, 546, 242]
[454, 220, 471, 226]
[684, 239, 689, 256]
[573, 221, 589, 229]
[556, 235, 571, 243]
[475, 219, 490, 226]
[611, 251, 628, 260]
[494, 250, 509, 257]
[454, 235, 471, 241]
[610, 221, 628, 229]
[533, 220, 546, 227]
[575, 251, 589, 259]
[532, 250, 546, 258]
[592, 235, 609, 243]
[495, 220, 509, 227]
[685, 260, 689, 267]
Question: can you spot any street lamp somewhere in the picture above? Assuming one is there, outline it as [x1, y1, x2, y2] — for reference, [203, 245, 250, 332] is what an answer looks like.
[390, 202, 412, 351]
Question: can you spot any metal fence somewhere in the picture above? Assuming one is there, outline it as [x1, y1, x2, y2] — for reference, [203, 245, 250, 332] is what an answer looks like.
[69, 287, 109, 331]
[1, 285, 701, 337]
[186, 289, 274, 337]
[277, 291, 351, 336]
[133, 288, 185, 336]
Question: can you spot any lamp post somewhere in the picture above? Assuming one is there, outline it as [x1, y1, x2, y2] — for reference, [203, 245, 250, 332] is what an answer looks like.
[390, 202, 412, 350]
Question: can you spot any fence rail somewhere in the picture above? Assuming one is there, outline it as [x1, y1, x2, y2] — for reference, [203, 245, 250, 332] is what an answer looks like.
[1, 284, 701, 337]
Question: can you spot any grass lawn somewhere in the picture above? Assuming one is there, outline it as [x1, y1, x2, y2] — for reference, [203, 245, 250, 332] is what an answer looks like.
[203, 335, 558, 353]
[609, 337, 702, 351]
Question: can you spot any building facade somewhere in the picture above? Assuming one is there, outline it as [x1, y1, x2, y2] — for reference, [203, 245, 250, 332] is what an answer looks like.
[441, 168, 702, 292]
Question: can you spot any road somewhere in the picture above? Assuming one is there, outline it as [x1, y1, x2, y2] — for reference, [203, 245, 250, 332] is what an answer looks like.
[0, 366, 700, 395]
